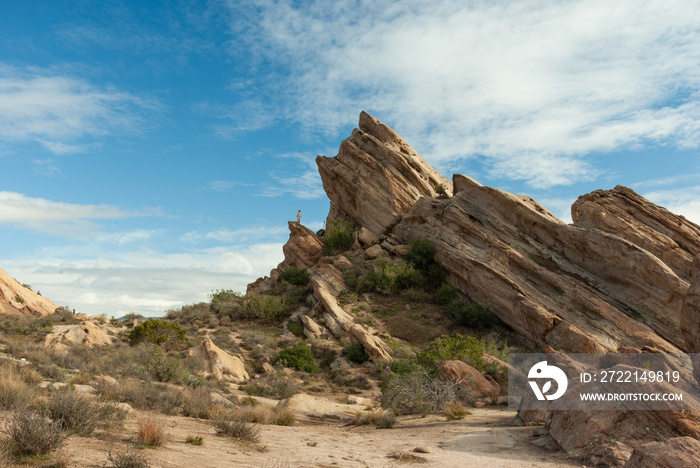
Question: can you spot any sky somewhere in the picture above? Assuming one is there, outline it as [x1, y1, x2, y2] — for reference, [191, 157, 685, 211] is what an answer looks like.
[1, 0, 699, 317]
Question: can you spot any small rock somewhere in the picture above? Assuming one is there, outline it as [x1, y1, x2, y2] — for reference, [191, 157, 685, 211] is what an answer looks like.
[365, 244, 386, 259]
[414, 447, 431, 454]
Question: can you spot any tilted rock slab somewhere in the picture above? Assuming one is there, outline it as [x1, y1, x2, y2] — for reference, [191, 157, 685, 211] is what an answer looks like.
[623, 437, 700, 468]
[681, 255, 700, 382]
[189, 338, 249, 383]
[317, 111, 452, 237]
[0, 268, 58, 316]
[389, 174, 688, 352]
[572, 185, 700, 281]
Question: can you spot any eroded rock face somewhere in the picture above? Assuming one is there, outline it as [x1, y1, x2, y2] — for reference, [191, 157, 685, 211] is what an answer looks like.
[681, 255, 700, 382]
[317, 111, 452, 238]
[623, 437, 700, 468]
[189, 338, 249, 383]
[390, 175, 689, 353]
[573, 186, 700, 281]
[282, 221, 324, 269]
[0, 268, 58, 317]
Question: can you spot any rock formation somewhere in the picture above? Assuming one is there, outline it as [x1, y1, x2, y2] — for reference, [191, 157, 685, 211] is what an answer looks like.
[0, 268, 58, 316]
[44, 317, 116, 351]
[681, 255, 700, 382]
[317, 111, 452, 238]
[189, 338, 249, 383]
[573, 186, 700, 282]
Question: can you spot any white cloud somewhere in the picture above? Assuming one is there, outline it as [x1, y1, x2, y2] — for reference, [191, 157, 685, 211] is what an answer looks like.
[4, 242, 284, 317]
[226, 0, 700, 188]
[0, 64, 157, 154]
[642, 186, 700, 225]
[0, 192, 161, 237]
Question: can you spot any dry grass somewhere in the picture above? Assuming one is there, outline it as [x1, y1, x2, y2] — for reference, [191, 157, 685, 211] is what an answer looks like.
[272, 407, 296, 426]
[443, 401, 470, 420]
[237, 405, 274, 424]
[108, 448, 151, 468]
[0, 363, 36, 410]
[137, 414, 167, 447]
[1, 410, 67, 457]
[388, 450, 428, 463]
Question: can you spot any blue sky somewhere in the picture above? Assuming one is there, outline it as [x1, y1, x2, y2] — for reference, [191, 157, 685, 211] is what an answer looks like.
[1, 0, 699, 317]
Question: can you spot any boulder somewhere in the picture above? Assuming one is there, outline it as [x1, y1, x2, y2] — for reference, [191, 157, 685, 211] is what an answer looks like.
[365, 244, 386, 259]
[317, 111, 452, 238]
[0, 268, 59, 317]
[623, 437, 700, 468]
[357, 227, 378, 248]
[44, 321, 113, 348]
[282, 221, 324, 269]
[189, 338, 249, 383]
[439, 360, 500, 402]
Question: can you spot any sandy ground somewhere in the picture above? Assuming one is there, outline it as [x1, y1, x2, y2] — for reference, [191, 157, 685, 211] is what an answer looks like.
[58, 408, 585, 468]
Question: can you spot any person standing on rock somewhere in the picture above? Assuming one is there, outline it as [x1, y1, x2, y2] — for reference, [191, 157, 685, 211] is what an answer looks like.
[297, 210, 301, 223]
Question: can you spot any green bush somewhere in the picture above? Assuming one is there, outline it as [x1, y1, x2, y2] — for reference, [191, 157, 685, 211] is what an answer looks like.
[445, 301, 503, 329]
[344, 342, 369, 364]
[209, 289, 242, 317]
[240, 293, 290, 322]
[431, 284, 458, 305]
[141, 345, 184, 382]
[240, 372, 300, 399]
[274, 343, 319, 373]
[323, 220, 355, 255]
[166, 302, 214, 328]
[288, 321, 305, 338]
[128, 319, 185, 350]
[416, 334, 507, 375]
[357, 258, 421, 294]
[403, 239, 444, 291]
[434, 184, 448, 198]
[278, 267, 310, 286]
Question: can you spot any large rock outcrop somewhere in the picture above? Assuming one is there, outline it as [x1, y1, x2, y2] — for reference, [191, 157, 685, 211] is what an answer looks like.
[0, 268, 58, 316]
[44, 320, 114, 350]
[681, 255, 700, 382]
[317, 111, 452, 238]
[573, 186, 700, 281]
[388, 174, 689, 353]
[189, 338, 249, 383]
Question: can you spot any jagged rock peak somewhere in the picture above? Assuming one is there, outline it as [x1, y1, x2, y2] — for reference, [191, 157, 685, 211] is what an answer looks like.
[572, 185, 700, 281]
[0, 268, 58, 316]
[316, 111, 452, 237]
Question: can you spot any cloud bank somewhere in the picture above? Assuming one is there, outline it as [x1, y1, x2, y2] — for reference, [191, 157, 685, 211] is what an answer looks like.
[227, 0, 700, 188]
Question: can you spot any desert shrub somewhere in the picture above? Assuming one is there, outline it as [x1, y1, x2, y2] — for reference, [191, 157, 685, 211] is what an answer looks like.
[403, 238, 443, 291]
[0, 364, 36, 410]
[137, 414, 167, 447]
[323, 220, 355, 255]
[128, 320, 185, 350]
[181, 386, 214, 419]
[236, 405, 273, 424]
[186, 434, 203, 445]
[434, 183, 448, 198]
[287, 321, 305, 338]
[39, 363, 64, 380]
[445, 301, 503, 330]
[108, 449, 151, 468]
[43, 388, 100, 435]
[387, 358, 420, 376]
[443, 401, 470, 420]
[104, 380, 181, 414]
[431, 284, 459, 305]
[375, 411, 397, 428]
[344, 342, 369, 364]
[272, 407, 296, 426]
[332, 371, 371, 393]
[240, 372, 300, 399]
[274, 343, 319, 373]
[213, 417, 261, 442]
[209, 289, 243, 318]
[166, 302, 213, 329]
[240, 293, 290, 322]
[277, 267, 310, 286]
[240, 331, 274, 350]
[141, 345, 184, 383]
[379, 368, 459, 416]
[52, 306, 80, 324]
[356, 258, 422, 294]
[416, 334, 504, 375]
[2, 410, 67, 457]
[211, 329, 239, 353]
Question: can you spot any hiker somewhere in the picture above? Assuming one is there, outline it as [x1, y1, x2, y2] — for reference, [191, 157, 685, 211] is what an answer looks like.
[297, 210, 301, 223]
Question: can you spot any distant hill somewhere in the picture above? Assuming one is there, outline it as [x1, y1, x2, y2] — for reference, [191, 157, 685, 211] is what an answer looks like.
[0, 268, 58, 316]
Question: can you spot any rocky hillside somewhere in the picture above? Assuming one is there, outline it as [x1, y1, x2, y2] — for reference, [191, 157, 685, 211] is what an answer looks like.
[249, 111, 700, 467]
[0, 268, 58, 316]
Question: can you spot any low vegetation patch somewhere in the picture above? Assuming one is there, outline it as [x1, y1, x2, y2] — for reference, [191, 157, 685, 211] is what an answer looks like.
[108, 449, 151, 468]
[323, 220, 355, 255]
[128, 320, 185, 350]
[137, 414, 167, 447]
[2, 410, 67, 457]
[274, 343, 319, 373]
[277, 266, 310, 286]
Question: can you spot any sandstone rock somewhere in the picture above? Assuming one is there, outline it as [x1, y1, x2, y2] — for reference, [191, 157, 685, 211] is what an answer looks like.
[439, 360, 500, 402]
[298, 314, 325, 340]
[310, 262, 392, 361]
[623, 437, 700, 468]
[94, 374, 119, 387]
[44, 321, 113, 348]
[277, 393, 351, 420]
[282, 221, 324, 269]
[681, 255, 700, 383]
[262, 363, 275, 374]
[365, 244, 386, 259]
[573, 186, 700, 281]
[0, 268, 59, 316]
[330, 357, 352, 371]
[189, 338, 249, 383]
[588, 441, 634, 468]
[317, 112, 452, 238]
[357, 227, 378, 248]
[389, 174, 690, 353]
[346, 395, 371, 406]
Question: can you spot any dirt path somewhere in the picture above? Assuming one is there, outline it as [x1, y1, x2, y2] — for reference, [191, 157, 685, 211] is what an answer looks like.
[60, 408, 582, 468]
